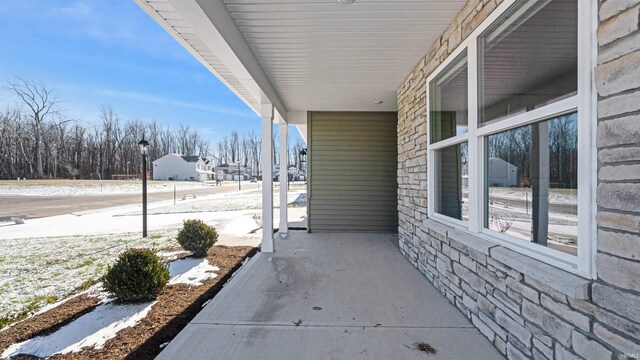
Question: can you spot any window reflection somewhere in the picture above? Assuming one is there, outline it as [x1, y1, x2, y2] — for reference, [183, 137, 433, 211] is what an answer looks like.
[435, 142, 469, 221]
[485, 112, 577, 255]
[478, 0, 577, 125]
[430, 51, 468, 143]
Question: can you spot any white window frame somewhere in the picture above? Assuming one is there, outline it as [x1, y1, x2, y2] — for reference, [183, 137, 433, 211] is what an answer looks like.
[426, 0, 597, 278]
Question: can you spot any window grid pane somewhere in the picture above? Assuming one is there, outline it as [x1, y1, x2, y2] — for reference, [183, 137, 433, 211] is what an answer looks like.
[435, 142, 469, 222]
[484, 112, 578, 255]
[430, 50, 468, 144]
[477, 0, 578, 126]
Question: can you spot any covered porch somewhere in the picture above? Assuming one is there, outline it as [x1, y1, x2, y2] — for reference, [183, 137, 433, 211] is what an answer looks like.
[133, 0, 468, 248]
[157, 232, 501, 359]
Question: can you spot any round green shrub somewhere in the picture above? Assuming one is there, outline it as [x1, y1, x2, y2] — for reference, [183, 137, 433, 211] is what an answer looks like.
[176, 219, 218, 258]
[103, 248, 170, 302]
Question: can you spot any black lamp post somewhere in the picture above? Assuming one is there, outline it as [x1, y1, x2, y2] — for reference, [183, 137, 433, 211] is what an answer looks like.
[299, 148, 307, 164]
[299, 148, 307, 183]
[237, 161, 241, 191]
[138, 139, 149, 238]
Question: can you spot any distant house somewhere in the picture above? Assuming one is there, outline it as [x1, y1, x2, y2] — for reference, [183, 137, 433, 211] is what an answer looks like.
[274, 165, 304, 181]
[213, 163, 251, 181]
[487, 157, 517, 187]
[152, 154, 214, 181]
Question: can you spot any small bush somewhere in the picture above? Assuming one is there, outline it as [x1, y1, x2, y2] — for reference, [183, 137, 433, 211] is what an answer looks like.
[103, 248, 169, 302]
[176, 219, 218, 257]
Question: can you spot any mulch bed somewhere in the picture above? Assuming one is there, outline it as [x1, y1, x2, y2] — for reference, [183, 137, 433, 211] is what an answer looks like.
[0, 245, 257, 360]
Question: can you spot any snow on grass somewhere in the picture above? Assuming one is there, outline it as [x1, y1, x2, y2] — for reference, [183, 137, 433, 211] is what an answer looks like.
[0, 180, 211, 197]
[0, 185, 301, 323]
[2, 300, 155, 358]
[0, 230, 178, 323]
[488, 187, 577, 205]
[125, 189, 305, 215]
[167, 258, 219, 286]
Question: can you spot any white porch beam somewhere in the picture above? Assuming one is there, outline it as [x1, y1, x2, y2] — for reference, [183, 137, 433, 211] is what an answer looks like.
[286, 111, 307, 143]
[261, 103, 274, 253]
[185, 0, 288, 118]
[279, 122, 289, 235]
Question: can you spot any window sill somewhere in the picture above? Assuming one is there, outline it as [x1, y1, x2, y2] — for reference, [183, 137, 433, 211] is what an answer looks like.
[422, 218, 591, 300]
[490, 247, 590, 300]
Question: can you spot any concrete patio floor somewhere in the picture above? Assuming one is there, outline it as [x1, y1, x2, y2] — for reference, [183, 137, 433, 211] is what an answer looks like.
[158, 232, 503, 359]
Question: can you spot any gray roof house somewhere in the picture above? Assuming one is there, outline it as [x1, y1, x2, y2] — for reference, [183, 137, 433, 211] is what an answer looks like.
[136, 0, 640, 359]
[213, 162, 251, 180]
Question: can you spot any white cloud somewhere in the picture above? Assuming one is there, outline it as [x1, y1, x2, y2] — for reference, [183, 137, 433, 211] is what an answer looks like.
[45, 1, 138, 43]
[55, 1, 91, 18]
[97, 89, 256, 118]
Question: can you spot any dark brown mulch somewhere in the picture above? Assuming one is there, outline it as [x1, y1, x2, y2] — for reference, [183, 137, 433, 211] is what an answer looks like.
[2, 245, 257, 360]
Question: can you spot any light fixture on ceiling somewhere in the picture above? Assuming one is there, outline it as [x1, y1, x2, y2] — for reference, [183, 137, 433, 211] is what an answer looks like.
[337, 0, 355, 4]
[374, 100, 383, 105]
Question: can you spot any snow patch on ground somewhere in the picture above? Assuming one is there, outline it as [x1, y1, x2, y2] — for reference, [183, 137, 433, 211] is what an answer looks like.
[168, 258, 219, 286]
[0, 181, 211, 197]
[0, 183, 305, 322]
[157, 250, 190, 261]
[221, 216, 260, 237]
[2, 300, 155, 358]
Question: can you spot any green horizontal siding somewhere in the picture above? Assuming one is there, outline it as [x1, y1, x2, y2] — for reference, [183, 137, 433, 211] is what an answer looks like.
[309, 111, 398, 233]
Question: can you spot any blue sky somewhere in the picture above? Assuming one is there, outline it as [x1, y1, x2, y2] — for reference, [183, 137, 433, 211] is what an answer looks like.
[0, 0, 300, 145]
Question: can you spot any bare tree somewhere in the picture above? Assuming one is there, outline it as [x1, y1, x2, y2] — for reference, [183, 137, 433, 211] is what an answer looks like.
[289, 138, 305, 171]
[0, 77, 310, 181]
[6, 78, 60, 178]
[229, 130, 239, 163]
[0, 108, 21, 178]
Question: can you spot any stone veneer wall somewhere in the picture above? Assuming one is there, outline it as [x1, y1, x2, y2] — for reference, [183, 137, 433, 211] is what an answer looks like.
[397, 0, 640, 359]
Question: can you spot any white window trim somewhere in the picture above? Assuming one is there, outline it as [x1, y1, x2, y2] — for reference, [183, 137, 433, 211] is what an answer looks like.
[426, 0, 597, 278]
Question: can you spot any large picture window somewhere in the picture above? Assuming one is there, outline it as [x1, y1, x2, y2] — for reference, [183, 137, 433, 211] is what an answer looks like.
[485, 112, 578, 255]
[427, 0, 593, 275]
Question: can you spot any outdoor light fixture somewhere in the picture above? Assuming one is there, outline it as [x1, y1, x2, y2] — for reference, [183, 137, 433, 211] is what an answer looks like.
[138, 139, 149, 155]
[138, 139, 150, 238]
[299, 148, 307, 164]
[337, 0, 355, 4]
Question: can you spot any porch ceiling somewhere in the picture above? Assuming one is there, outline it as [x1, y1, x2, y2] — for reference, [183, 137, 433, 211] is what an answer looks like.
[136, 0, 468, 117]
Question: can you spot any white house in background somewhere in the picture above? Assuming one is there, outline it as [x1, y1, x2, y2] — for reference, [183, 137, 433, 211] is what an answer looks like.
[487, 157, 518, 187]
[152, 154, 213, 181]
[213, 163, 251, 180]
[273, 165, 302, 181]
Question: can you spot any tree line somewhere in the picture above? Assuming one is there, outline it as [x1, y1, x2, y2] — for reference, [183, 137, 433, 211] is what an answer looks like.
[0, 78, 306, 180]
[486, 113, 578, 189]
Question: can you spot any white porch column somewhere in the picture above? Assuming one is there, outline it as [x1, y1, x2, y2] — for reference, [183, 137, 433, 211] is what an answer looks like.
[261, 104, 274, 252]
[279, 123, 288, 235]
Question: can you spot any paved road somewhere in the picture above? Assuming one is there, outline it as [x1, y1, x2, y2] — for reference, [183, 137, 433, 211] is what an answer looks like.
[0, 183, 260, 219]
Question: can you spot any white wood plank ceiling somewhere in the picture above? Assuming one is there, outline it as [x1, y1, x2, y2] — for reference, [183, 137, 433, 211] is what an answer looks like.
[139, 0, 468, 113]
[225, 0, 467, 111]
